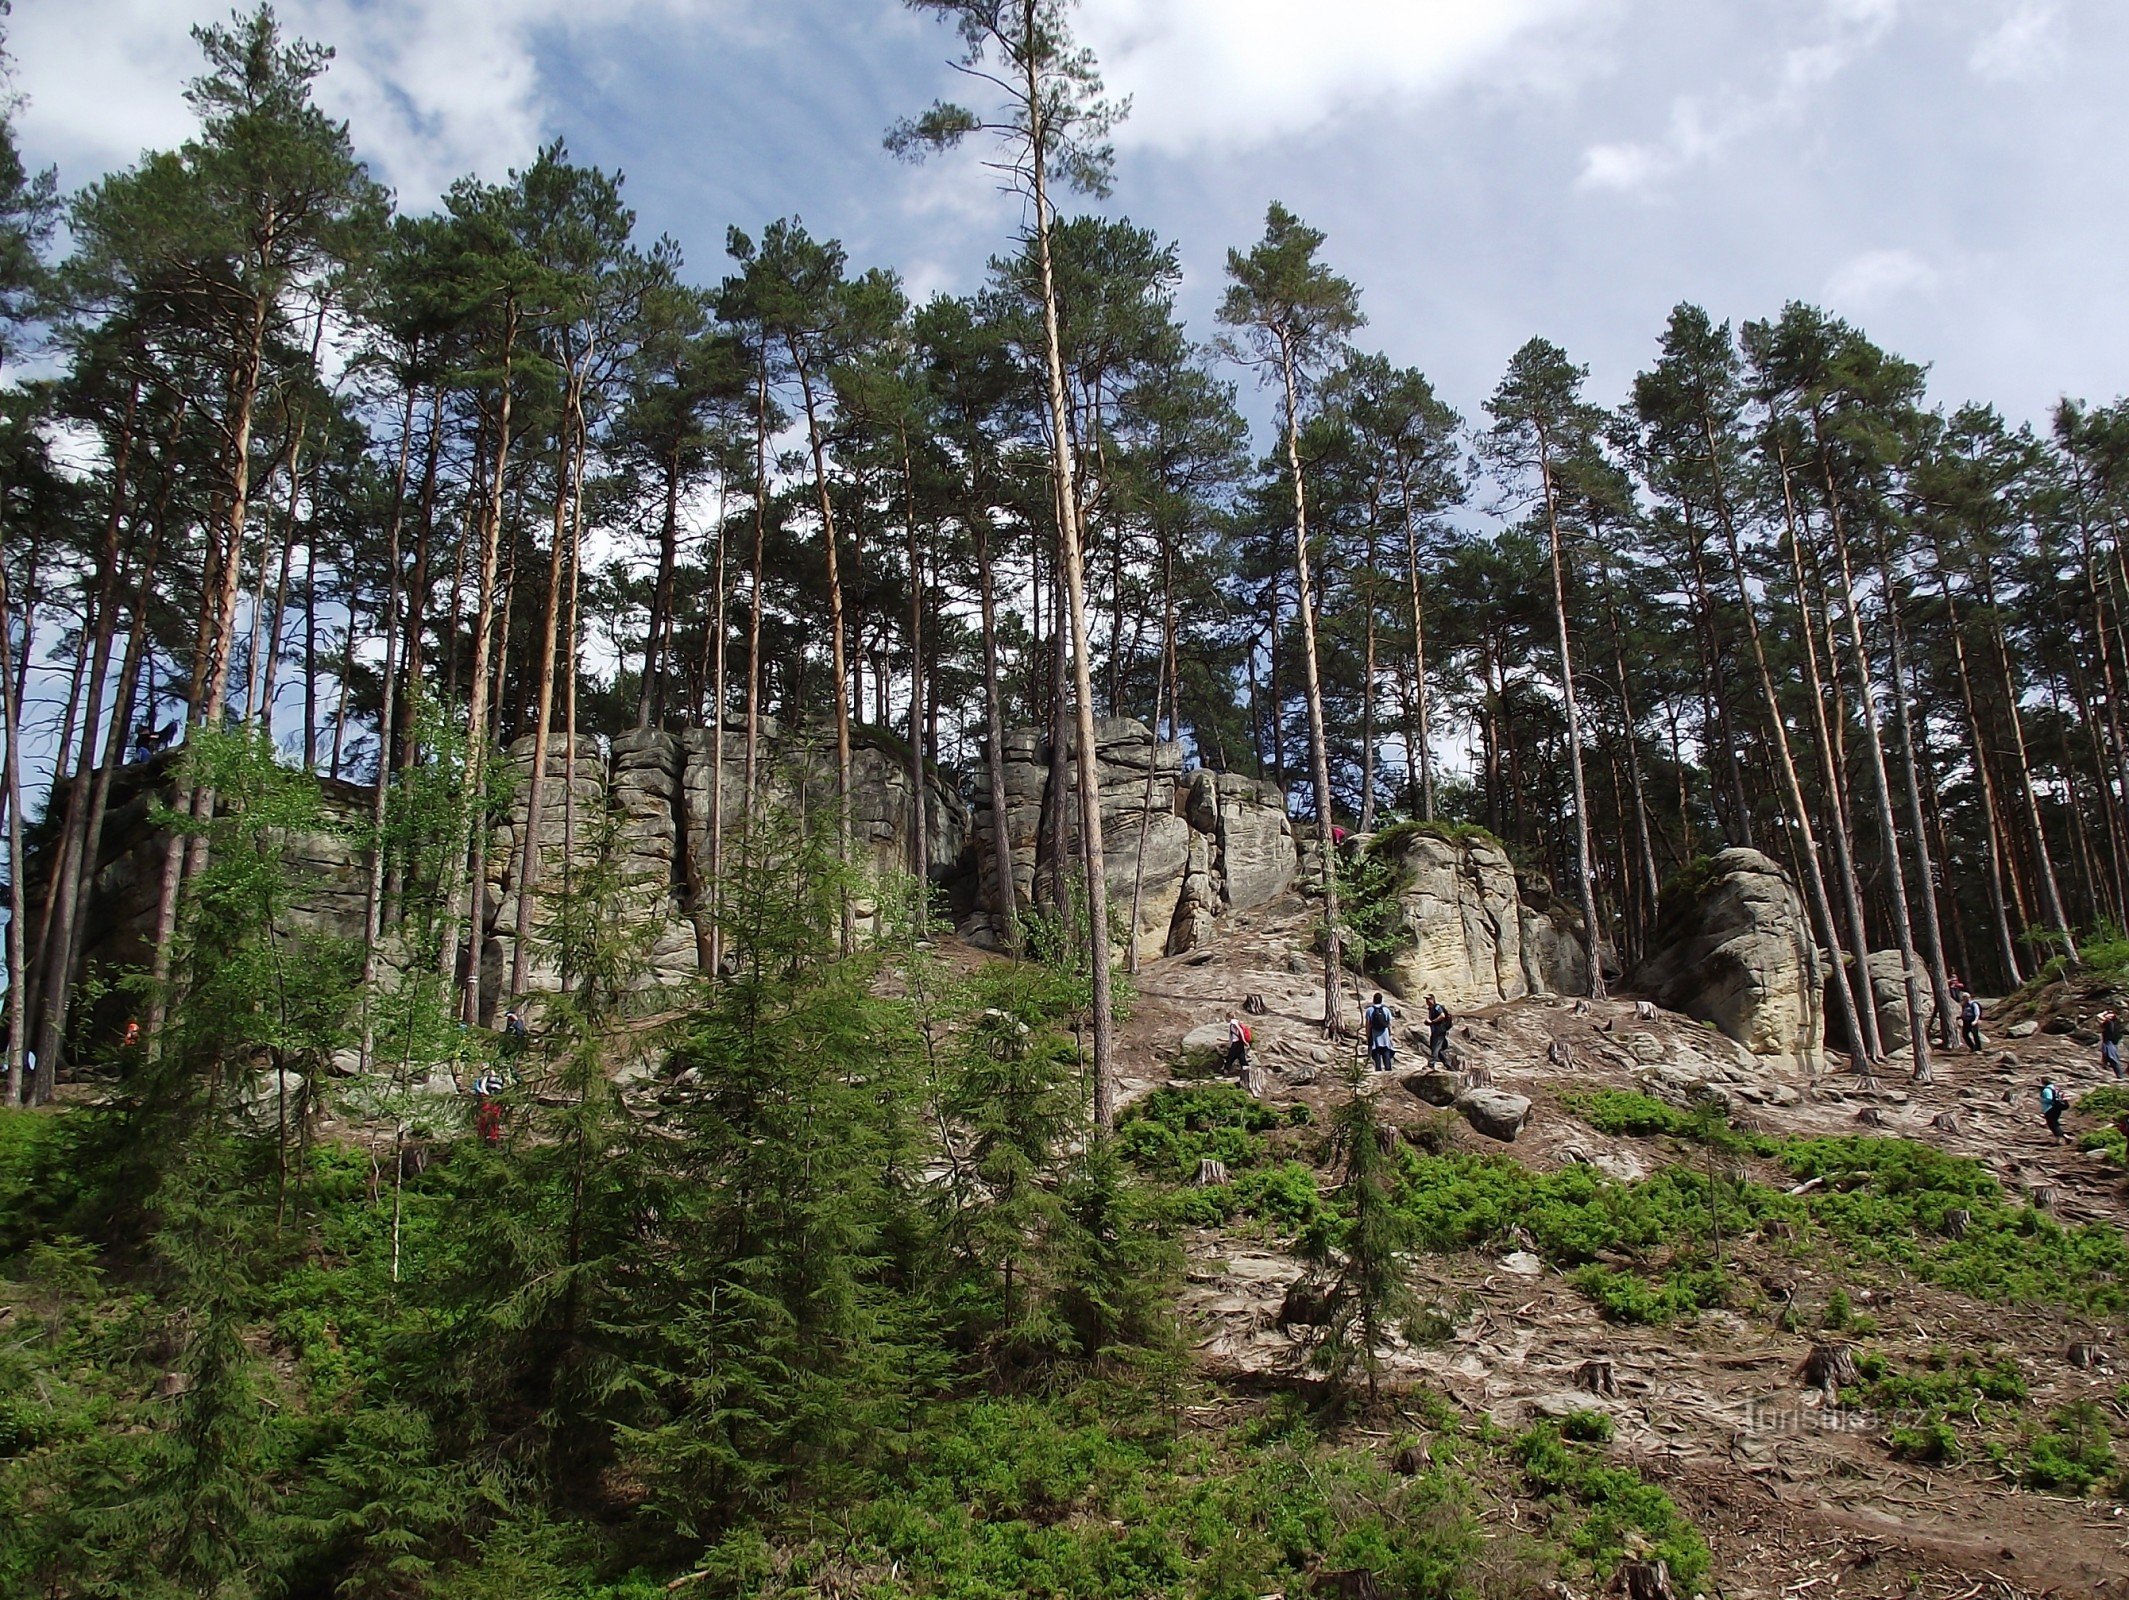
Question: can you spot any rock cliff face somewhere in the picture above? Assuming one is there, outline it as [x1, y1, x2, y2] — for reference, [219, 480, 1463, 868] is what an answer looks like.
[1364, 826, 1589, 1007]
[484, 723, 970, 1003]
[56, 723, 970, 1022]
[965, 718, 1297, 963]
[1626, 847, 1825, 1073]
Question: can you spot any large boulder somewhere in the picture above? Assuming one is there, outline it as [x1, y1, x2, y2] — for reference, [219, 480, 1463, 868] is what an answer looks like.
[1836, 950, 1922, 1055]
[1627, 848, 1825, 1074]
[1370, 827, 1588, 1007]
[1455, 1087, 1532, 1142]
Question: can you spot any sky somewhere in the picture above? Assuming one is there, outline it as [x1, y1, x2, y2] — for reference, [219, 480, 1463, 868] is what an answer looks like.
[12, 0, 2129, 438]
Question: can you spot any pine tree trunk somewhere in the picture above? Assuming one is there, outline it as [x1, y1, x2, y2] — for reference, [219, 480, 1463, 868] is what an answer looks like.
[1276, 338, 1345, 1030]
[1814, 432, 1932, 1082]
[1701, 415, 1865, 1059]
[1774, 446, 1883, 1059]
[1977, 558, 2077, 961]
[1536, 427, 1607, 999]
[636, 442, 681, 731]
[1396, 449, 1436, 820]
[444, 305, 519, 1024]
[30, 377, 139, 1084]
[791, 348, 857, 952]
[743, 353, 770, 840]
[358, 383, 417, 1075]
[1026, 30, 1117, 1123]
[976, 521, 1021, 953]
[903, 432, 928, 906]
[1926, 542, 2023, 985]
[1880, 586, 1956, 1049]
[1, 562, 28, 1105]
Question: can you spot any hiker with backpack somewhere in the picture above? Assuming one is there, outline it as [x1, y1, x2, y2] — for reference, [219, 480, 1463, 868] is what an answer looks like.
[1225, 1016, 1252, 1076]
[2101, 1011, 2124, 1081]
[1364, 992, 1396, 1073]
[1425, 994, 1453, 1066]
[1960, 992, 1984, 1054]
[2040, 1077, 2068, 1145]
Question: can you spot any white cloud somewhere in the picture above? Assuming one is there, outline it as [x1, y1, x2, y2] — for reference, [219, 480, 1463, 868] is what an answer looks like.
[9, 0, 737, 204]
[1074, 0, 1602, 153]
[1824, 246, 1939, 306]
[1578, 0, 1902, 194]
[1970, 1, 2063, 83]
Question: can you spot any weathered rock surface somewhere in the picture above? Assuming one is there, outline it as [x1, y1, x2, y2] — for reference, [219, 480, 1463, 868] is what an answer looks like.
[1841, 949, 1922, 1056]
[1455, 1086, 1532, 1141]
[1627, 848, 1825, 1074]
[968, 720, 1297, 963]
[1365, 827, 1589, 1007]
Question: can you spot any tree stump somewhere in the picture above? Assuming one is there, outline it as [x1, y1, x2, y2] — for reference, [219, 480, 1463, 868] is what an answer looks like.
[1943, 1208, 1972, 1239]
[1391, 1441, 1431, 1475]
[1575, 1358, 1618, 1396]
[2027, 1184, 2057, 1212]
[1801, 1340, 1858, 1396]
[1195, 1157, 1228, 1187]
[1278, 1282, 1332, 1330]
[1619, 1560, 1679, 1600]
[2065, 1341, 2104, 1370]
[1241, 1066, 1269, 1100]
[1243, 993, 1268, 1015]
[1931, 1111, 1964, 1134]
[1854, 1106, 1888, 1128]
[1547, 1039, 1576, 1070]
[1374, 1125, 1401, 1157]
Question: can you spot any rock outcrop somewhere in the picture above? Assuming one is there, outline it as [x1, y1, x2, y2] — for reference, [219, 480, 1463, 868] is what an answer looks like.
[1834, 950, 1921, 1055]
[1365, 826, 1589, 1007]
[53, 721, 970, 1027]
[967, 719, 1297, 963]
[1627, 848, 1825, 1073]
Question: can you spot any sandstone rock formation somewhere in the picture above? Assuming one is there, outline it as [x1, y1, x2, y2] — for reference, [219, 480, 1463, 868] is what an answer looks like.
[1364, 826, 1589, 1007]
[1627, 847, 1825, 1073]
[1836, 949, 1922, 1055]
[53, 721, 970, 1028]
[967, 719, 1297, 963]
[1454, 1086, 1532, 1142]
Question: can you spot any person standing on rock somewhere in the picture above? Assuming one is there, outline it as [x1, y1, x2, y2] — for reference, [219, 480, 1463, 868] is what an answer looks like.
[1225, 1016, 1252, 1075]
[2101, 1011, 2124, 1080]
[1365, 993, 1396, 1073]
[1425, 994, 1453, 1066]
[1959, 992, 1984, 1054]
[2040, 1077, 2068, 1144]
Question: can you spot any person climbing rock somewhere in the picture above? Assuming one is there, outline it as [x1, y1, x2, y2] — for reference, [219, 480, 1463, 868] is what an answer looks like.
[2101, 1010, 2124, 1080]
[2040, 1077, 2068, 1145]
[502, 1009, 528, 1059]
[1425, 994, 1453, 1066]
[1960, 992, 1984, 1054]
[1364, 992, 1396, 1073]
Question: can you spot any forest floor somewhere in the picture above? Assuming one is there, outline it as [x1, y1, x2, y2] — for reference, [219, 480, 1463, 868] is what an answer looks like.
[1097, 892, 2129, 1600]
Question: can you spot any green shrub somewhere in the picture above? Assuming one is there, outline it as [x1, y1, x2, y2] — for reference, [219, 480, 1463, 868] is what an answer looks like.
[1888, 1419, 1959, 1464]
[2023, 1403, 2117, 1494]
[1512, 1422, 1708, 1587]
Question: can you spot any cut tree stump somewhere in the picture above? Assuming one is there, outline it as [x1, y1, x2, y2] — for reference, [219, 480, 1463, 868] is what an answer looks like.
[1619, 1560, 1679, 1600]
[1243, 993, 1268, 1015]
[2026, 1184, 2057, 1211]
[1194, 1157, 1228, 1187]
[2066, 1341, 2105, 1369]
[1575, 1358, 1618, 1396]
[1943, 1208, 1973, 1239]
[1801, 1340, 1858, 1396]
[1391, 1441, 1430, 1474]
[1931, 1111, 1964, 1134]
[1854, 1106, 1888, 1128]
